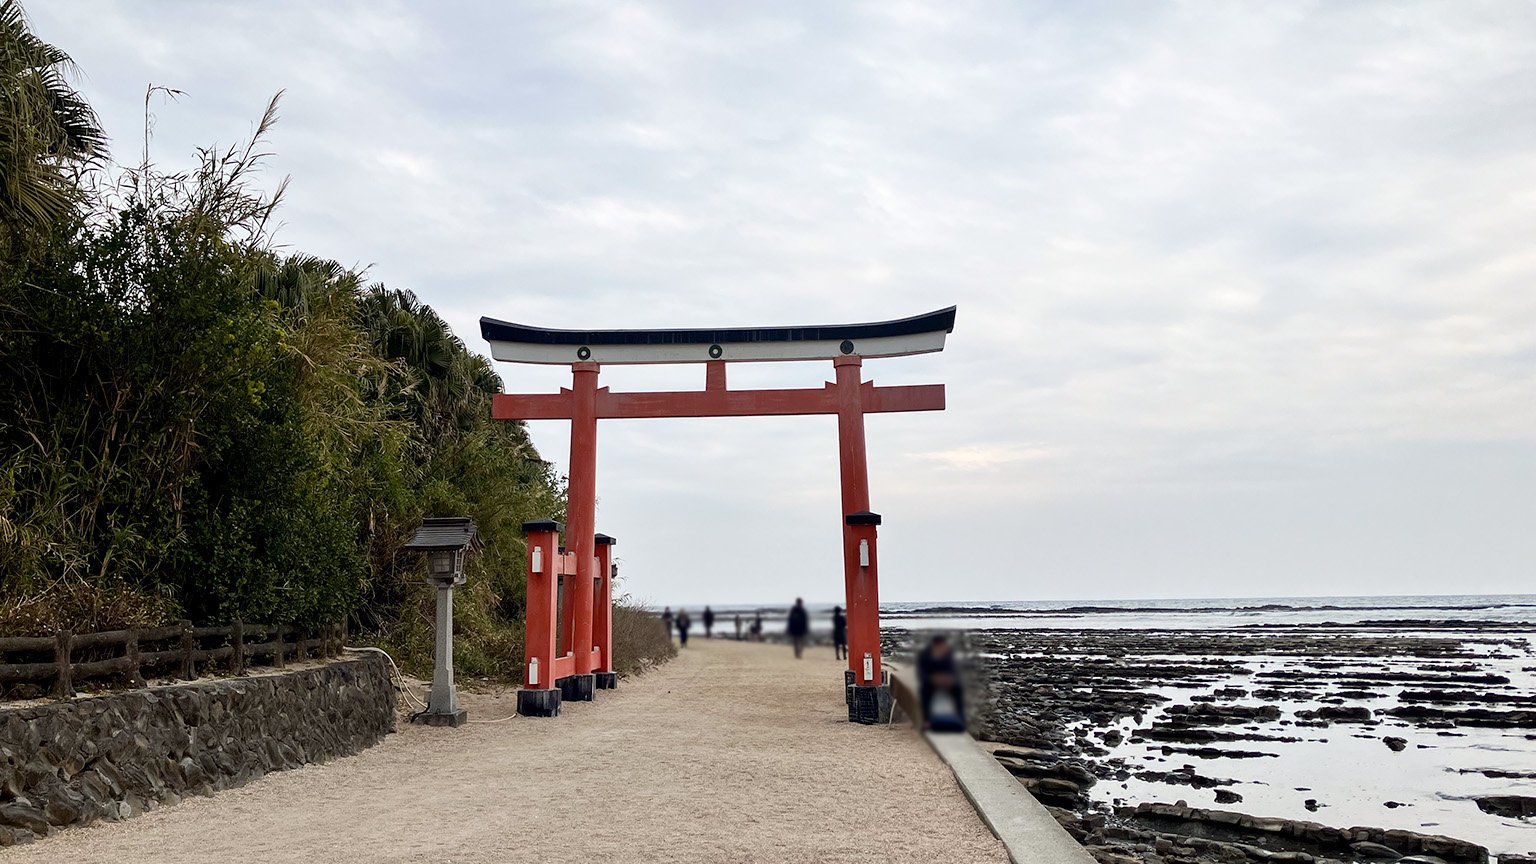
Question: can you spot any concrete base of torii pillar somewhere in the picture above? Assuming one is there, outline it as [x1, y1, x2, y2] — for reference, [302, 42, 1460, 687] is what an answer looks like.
[845, 669, 894, 725]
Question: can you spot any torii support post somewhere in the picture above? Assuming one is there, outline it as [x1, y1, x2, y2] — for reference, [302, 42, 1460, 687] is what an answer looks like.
[594, 534, 617, 689]
[559, 362, 599, 704]
[844, 510, 891, 724]
[518, 519, 563, 717]
[834, 358, 876, 676]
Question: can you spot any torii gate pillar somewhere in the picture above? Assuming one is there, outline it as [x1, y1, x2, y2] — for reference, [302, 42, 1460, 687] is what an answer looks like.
[563, 361, 600, 703]
[834, 357, 881, 686]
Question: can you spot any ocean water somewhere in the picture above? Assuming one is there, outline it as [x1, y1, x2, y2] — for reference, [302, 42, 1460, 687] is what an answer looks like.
[679, 594, 1536, 634]
[881, 593, 1536, 630]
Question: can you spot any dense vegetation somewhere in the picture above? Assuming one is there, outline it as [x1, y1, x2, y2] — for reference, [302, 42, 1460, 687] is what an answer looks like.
[0, 1, 677, 681]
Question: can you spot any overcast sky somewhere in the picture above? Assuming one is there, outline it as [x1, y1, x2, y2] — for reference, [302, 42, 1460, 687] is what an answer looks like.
[36, 2, 1536, 605]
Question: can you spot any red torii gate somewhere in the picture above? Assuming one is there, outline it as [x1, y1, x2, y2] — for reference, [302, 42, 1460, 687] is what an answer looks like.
[484, 307, 954, 722]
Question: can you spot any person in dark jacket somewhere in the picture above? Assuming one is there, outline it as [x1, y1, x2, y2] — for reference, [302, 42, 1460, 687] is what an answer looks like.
[661, 606, 674, 641]
[676, 608, 691, 646]
[787, 598, 810, 658]
[831, 606, 847, 660]
[702, 605, 715, 638]
[917, 634, 965, 731]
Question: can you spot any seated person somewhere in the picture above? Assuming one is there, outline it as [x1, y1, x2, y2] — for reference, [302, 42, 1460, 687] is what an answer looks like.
[917, 634, 966, 733]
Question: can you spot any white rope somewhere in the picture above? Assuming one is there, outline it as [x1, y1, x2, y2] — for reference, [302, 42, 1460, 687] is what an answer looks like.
[343, 646, 428, 710]
[344, 645, 523, 723]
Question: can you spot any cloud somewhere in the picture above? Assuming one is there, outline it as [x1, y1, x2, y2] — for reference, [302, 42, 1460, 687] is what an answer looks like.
[34, 0, 1536, 602]
[915, 444, 1060, 472]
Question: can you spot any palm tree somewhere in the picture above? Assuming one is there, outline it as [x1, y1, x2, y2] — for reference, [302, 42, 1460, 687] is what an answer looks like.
[0, 0, 107, 247]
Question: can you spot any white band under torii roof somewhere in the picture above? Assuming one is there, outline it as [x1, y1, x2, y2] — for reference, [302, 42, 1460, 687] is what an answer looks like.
[480, 307, 956, 365]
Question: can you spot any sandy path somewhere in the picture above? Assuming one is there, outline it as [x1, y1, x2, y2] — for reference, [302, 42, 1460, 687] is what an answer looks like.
[12, 639, 1006, 863]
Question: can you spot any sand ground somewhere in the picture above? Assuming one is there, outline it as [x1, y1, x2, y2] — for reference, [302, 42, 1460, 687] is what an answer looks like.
[12, 638, 1007, 863]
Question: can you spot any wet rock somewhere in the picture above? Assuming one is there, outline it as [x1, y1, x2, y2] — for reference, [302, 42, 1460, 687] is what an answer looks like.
[891, 626, 1516, 864]
[1473, 795, 1536, 819]
[1296, 706, 1372, 723]
[1385, 706, 1536, 729]
[1118, 801, 1488, 864]
[1350, 840, 1403, 858]
[1166, 703, 1282, 723]
[1159, 745, 1277, 759]
[1213, 789, 1243, 805]
[1383, 736, 1407, 752]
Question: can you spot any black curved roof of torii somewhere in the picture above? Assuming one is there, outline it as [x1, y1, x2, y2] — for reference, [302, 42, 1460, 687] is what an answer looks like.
[480, 306, 957, 346]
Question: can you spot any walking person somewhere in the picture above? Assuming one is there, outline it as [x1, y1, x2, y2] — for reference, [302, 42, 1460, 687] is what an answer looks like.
[787, 598, 810, 659]
[662, 606, 674, 641]
[831, 605, 847, 660]
[750, 611, 763, 642]
[676, 608, 692, 647]
[703, 605, 715, 639]
[734, 614, 743, 641]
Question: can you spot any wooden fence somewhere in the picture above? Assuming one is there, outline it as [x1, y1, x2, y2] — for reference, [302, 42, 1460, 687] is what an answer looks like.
[0, 620, 347, 698]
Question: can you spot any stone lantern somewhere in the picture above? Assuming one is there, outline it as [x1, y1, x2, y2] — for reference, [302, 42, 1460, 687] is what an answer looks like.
[403, 517, 481, 727]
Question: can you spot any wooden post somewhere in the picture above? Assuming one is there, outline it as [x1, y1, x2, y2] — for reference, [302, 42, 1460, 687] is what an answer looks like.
[53, 630, 74, 699]
[179, 620, 194, 680]
[124, 628, 144, 687]
[231, 620, 245, 675]
[295, 627, 308, 663]
[273, 624, 286, 669]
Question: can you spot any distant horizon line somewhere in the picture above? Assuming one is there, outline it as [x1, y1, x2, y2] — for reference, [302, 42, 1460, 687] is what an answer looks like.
[641, 590, 1536, 609]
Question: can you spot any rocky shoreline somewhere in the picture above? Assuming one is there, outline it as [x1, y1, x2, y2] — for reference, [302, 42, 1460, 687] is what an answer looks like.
[885, 622, 1536, 863]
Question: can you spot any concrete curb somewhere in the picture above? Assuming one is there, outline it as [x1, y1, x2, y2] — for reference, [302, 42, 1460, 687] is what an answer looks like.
[889, 666, 1096, 864]
[925, 732, 1098, 864]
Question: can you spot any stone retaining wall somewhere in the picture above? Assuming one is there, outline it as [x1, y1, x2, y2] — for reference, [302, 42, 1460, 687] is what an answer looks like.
[0, 654, 395, 846]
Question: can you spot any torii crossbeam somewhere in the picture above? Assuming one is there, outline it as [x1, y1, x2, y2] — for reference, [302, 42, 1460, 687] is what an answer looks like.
[484, 307, 955, 722]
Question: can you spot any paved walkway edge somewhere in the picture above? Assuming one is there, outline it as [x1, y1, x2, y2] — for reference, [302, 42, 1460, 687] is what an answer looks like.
[890, 666, 1097, 864]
